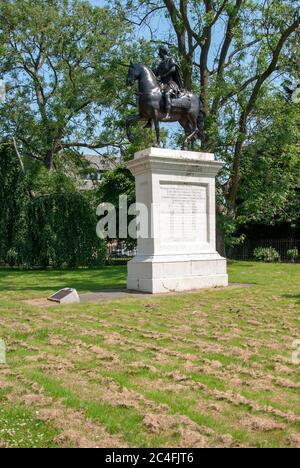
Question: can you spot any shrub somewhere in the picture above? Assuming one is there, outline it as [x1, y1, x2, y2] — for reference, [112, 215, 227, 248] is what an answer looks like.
[253, 247, 280, 263]
[1, 141, 107, 268]
[106, 257, 131, 266]
[27, 193, 106, 268]
[0, 141, 30, 266]
[287, 247, 298, 263]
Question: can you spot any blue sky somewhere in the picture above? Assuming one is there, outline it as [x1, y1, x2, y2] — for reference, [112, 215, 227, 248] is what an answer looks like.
[88, 0, 224, 70]
[89, 0, 172, 42]
[84, 1, 230, 150]
[87, 0, 183, 147]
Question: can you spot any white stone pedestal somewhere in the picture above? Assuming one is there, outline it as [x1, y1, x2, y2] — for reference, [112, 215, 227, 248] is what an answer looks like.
[127, 147, 228, 293]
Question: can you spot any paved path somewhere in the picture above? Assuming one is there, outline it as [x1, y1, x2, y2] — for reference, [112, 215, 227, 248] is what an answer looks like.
[24, 283, 253, 307]
[79, 289, 151, 302]
[79, 283, 253, 303]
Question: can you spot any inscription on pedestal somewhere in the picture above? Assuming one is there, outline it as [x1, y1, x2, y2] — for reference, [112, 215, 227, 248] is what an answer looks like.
[159, 182, 208, 243]
[127, 148, 228, 293]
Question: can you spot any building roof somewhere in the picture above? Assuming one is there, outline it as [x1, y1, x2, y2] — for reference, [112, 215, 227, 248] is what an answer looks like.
[82, 153, 117, 172]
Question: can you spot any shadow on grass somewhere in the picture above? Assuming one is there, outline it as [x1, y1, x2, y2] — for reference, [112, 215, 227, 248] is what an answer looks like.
[227, 260, 255, 267]
[0, 267, 127, 293]
[282, 294, 300, 303]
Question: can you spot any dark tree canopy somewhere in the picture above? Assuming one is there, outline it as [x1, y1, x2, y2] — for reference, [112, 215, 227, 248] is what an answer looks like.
[0, 0, 132, 170]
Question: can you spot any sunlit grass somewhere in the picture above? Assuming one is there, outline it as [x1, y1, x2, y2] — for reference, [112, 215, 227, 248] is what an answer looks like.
[0, 262, 299, 448]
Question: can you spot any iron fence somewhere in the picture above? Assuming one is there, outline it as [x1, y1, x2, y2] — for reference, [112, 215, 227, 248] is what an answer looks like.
[229, 238, 300, 262]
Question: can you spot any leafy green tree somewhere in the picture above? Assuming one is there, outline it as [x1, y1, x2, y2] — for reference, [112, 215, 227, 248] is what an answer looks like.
[0, 140, 107, 267]
[96, 164, 136, 248]
[115, 0, 300, 217]
[237, 92, 300, 227]
[0, 0, 131, 170]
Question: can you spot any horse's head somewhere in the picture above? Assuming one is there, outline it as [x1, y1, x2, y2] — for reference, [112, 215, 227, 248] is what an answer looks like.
[126, 62, 140, 86]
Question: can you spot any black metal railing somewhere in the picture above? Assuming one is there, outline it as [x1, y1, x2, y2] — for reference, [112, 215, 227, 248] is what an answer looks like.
[229, 239, 300, 262]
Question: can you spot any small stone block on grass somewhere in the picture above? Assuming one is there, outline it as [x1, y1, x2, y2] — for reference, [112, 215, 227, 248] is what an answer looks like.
[48, 288, 80, 305]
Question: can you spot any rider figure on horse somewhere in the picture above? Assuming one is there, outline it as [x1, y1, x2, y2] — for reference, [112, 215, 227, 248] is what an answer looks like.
[153, 45, 184, 119]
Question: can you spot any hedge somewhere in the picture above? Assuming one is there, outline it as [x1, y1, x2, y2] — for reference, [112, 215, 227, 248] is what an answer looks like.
[26, 193, 106, 268]
[0, 141, 106, 268]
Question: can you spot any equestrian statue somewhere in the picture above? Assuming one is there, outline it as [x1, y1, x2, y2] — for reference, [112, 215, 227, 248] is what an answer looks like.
[126, 46, 204, 150]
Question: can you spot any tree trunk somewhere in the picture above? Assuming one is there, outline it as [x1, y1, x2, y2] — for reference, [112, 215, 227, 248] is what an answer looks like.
[216, 217, 226, 257]
[181, 54, 193, 91]
[228, 112, 247, 216]
[45, 150, 54, 171]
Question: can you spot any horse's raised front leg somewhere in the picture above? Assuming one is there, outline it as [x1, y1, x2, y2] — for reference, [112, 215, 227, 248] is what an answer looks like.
[126, 114, 141, 143]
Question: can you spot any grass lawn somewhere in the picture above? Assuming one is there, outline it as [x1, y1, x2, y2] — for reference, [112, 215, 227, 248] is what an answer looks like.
[0, 261, 299, 448]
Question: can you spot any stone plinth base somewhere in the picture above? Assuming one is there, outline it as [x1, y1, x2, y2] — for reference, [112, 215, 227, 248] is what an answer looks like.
[126, 147, 228, 294]
[127, 254, 228, 293]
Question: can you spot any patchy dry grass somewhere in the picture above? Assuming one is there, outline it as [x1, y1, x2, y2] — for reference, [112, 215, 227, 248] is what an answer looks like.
[0, 262, 299, 448]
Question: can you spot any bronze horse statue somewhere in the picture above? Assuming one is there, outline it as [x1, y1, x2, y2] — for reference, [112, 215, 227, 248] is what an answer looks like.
[126, 63, 204, 149]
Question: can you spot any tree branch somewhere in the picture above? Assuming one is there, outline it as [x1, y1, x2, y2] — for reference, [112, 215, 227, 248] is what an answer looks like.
[61, 142, 123, 150]
[229, 15, 300, 213]
[12, 137, 35, 199]
[211, 0, 243, 115]
[124, 5, 167, 26]
[210, 39, 261, 76]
